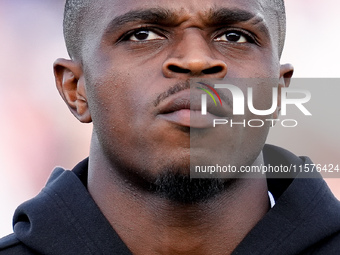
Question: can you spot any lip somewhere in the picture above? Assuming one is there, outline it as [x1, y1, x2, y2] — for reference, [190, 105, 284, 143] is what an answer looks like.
[157, 89, 230, 128]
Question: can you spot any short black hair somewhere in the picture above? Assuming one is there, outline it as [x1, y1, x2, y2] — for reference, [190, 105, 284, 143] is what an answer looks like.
[267, 0, 286, 57]
[63, 0, 286, 60]
[63, 0, 91, 61]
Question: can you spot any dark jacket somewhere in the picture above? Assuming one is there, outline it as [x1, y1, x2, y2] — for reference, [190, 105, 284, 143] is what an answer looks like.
[1, 145, 340, 254]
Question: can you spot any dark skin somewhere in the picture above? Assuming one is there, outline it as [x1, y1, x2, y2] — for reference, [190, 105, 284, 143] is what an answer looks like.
[54, 0, 294, 254]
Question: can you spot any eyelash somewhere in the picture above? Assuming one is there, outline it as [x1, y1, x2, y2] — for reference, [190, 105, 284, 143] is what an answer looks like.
[215, 28, 257, 44]
[118, 26, 257, 45]
[119, 26, 166, 42]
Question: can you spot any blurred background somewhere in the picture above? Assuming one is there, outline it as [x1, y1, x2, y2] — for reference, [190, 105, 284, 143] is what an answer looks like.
[0, 0, 339, 236]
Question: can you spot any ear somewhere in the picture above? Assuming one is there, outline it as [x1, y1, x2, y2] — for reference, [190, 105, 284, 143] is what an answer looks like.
[273, 64, 294, 120]
[53, 58, 92, 123]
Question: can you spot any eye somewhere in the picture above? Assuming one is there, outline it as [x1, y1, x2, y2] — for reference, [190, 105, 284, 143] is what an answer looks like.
[215, 31, 252, 43]
[128, 29, 165, 41]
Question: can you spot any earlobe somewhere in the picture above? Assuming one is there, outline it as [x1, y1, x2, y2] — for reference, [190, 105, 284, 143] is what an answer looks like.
[53, 58, 92, 123]
[273, 64, 294, 120]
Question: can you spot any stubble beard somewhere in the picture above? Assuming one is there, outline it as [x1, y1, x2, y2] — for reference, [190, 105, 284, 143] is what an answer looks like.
[147, 166, 237, 205]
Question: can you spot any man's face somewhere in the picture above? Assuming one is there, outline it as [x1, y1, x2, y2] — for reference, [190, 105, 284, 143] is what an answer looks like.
[80, 0, 283, 183]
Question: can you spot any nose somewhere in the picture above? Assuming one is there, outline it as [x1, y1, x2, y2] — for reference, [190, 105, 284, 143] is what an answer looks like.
[162, 30, 227, 78]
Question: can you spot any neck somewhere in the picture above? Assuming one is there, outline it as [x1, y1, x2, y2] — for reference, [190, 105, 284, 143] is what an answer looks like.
[88, 137, 269, 255]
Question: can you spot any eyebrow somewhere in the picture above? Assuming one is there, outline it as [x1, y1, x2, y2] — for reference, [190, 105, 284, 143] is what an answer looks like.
[104, 8, 177, 35]
[206, 7, 270, 37]
[104, 7, 269, 37]
[207, 7, 258, 24]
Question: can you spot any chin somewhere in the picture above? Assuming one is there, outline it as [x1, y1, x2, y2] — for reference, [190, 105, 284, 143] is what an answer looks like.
[147, 166, 237, 205]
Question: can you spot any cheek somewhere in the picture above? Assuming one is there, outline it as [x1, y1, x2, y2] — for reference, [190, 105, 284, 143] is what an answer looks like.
[83, 60, 169, 168]
[249, 79, 279, 115]
[86, 73, 145, 133]
[229, 49, 280, 79]
[84, 52, 151, 118]
[85, 71, 147, 171]
[235, 80, 276, 164]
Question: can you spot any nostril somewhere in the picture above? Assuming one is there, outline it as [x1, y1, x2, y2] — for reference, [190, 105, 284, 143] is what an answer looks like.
[168, 65, 191, 74]
[202, 66, 224, 75]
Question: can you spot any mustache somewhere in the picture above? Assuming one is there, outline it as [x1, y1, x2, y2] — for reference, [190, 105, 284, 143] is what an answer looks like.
[153, 80, 190, 107]
[153, 80, 232, 108]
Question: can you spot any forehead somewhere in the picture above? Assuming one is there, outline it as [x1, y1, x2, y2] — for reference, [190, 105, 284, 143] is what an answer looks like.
[91, 0, 271, 27]
[80, 0, 279, 59]
[112, 0, 261, 11]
